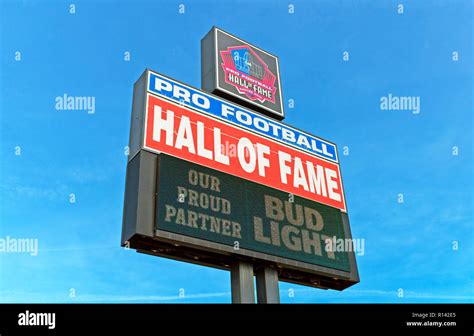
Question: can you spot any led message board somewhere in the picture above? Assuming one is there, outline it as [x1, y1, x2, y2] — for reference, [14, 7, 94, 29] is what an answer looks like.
[122, 151, 359, 289]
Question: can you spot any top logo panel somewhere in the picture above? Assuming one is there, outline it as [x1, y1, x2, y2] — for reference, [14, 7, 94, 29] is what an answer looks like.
[220, 46, 277, 104]
[202, 27, 285, 120]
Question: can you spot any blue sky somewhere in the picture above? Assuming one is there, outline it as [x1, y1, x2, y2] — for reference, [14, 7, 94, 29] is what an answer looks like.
[0, 0, 472, 303]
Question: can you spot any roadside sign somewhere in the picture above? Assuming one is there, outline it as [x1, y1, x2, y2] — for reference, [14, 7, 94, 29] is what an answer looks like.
[122, 27, 359, 295]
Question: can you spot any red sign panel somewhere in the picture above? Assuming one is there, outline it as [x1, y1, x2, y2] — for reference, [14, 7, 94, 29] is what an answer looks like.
[144, 94, 346, 212]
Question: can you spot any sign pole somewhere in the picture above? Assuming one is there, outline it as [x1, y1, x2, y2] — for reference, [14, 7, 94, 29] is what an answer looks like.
[256, 267, 280, 303]
[230, 261, 255, 303]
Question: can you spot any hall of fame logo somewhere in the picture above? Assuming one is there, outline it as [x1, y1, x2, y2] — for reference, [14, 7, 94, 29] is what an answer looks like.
[220, 46, 277, 104]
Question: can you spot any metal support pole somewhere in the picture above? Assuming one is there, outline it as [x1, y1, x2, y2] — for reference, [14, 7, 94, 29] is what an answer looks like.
[256, 267, 280, 303]
[230, 261, 255, 303]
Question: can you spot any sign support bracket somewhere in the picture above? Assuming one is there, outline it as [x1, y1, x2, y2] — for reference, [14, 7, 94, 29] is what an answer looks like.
[256, 266, 280, 303]
[230, 261, 255, 303]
